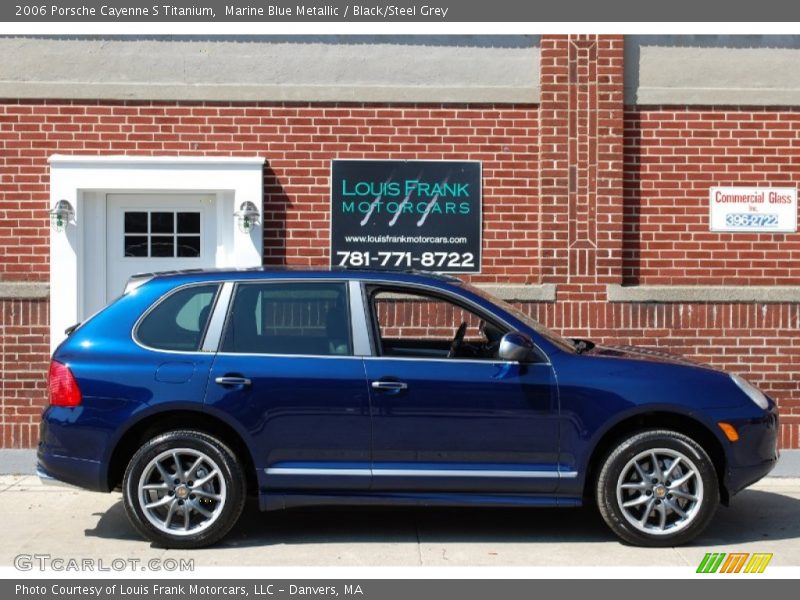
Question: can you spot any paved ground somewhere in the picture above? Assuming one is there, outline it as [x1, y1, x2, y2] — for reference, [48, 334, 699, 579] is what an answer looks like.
[0, 475, 798, 567]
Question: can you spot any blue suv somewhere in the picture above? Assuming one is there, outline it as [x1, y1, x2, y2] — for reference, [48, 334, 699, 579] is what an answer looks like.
[39, 269, 779, 548]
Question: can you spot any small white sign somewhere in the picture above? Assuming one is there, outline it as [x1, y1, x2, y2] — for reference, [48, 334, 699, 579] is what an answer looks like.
[709, 186, 797, 232]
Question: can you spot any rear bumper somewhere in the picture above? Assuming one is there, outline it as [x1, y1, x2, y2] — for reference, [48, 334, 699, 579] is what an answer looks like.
[37, 405, 114, 492]
[36, 465, 85, 490]
[36, 447, 108, 492]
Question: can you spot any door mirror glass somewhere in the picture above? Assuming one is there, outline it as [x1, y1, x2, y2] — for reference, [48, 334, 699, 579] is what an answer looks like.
[499, 331, 536, 362]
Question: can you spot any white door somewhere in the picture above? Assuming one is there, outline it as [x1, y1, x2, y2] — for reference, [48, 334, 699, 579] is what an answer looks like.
[106, 194, 217, 301]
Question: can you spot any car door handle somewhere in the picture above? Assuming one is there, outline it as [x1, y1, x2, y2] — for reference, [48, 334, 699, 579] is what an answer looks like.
[371, 380, 408, 391]
[215, 376, 252, 386]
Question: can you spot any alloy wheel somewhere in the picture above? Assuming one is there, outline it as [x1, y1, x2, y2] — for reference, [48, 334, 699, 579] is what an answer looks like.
[615, 447, 704, 535]
[137, 447, 227, 536]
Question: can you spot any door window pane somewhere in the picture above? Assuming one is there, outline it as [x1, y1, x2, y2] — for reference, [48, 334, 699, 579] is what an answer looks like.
[124, 212, 148, 234]
[150, 236, 175, 257]
[122, 210, 201, 258]
[222, 282, 351, 356]
[124, 236, 148, 257]
[177, 236, 201, 257]
[150, 212, 174, 234]
[137, 284, 219, 351]
[177, 212, 200, 233]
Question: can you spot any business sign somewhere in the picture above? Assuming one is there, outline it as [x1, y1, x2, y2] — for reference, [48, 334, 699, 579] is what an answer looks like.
[331, 160, 482, 272]
[710, 186, 797, 232]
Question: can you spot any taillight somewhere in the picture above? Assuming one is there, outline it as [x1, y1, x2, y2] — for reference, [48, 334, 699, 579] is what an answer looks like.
[48, 360, 82, 407]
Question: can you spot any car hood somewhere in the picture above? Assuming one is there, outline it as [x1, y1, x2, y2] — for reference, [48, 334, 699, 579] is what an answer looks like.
[585, 344, 715, 370]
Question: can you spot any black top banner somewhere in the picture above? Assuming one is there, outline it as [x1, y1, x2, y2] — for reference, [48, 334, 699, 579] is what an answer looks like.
[5, 0, 800, 22]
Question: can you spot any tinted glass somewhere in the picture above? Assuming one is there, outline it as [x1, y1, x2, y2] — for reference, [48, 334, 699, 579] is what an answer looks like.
[222, 282, 351, 356]
[371, 289, 504, 360]
[137, 284, 218, 351]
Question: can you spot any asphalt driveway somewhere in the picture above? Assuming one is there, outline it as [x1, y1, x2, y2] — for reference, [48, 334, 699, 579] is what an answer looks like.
[0, 475, 798, 568]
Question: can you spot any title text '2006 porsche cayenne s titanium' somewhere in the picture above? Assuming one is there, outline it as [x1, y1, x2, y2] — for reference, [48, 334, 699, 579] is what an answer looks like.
[39, 269, 779, 548]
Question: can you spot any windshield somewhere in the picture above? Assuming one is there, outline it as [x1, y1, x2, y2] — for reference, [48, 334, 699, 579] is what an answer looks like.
[461, 283, 576, 353]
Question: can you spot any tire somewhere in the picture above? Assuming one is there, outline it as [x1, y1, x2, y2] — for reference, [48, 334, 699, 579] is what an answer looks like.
[596, 429, 719, 547]
[122, 430, 246, 549]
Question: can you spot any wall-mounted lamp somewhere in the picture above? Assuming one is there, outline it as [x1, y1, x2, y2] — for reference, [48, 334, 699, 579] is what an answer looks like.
[234, 201, 260, 234]
[49, 199, 75, 232]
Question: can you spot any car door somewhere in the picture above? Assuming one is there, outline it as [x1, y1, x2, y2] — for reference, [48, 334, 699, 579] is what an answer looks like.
[204, 279, 372, 491]
[362, 284, 562, 494]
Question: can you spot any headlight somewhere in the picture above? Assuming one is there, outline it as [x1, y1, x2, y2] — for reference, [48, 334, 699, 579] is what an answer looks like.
[730, 374, 769, 410]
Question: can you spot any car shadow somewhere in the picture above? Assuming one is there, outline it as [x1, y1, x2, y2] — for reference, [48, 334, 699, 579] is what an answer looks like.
[85, 487, 800, 549]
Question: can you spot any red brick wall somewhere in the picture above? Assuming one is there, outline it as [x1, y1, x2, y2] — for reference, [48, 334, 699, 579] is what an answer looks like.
[0, 298, 48, 447]
[616, 105, 800, 448]
[539, 35, 625, 299]
[534, 36, 799, 448]
[624, 107, 800, 286]
[0, 101, 539, 283]
[260, 104, 539, 281]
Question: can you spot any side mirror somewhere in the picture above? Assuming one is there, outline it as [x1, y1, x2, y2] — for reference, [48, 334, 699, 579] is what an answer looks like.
[499, 331, 536, 363]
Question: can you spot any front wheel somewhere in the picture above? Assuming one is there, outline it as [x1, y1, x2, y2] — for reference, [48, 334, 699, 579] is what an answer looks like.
[596, 429, 719, 547]
[122, 430, 246, 548]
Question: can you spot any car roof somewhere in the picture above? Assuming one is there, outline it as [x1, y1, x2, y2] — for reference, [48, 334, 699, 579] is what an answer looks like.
[129, 267, 464, 287]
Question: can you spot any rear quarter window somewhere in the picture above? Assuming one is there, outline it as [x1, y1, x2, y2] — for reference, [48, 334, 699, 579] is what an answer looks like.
[136, 284, 219, 351]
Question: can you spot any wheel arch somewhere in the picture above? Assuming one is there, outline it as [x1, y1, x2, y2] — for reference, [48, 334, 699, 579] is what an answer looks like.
[107, 408, 258, 495]
[582, 411, 729, 505]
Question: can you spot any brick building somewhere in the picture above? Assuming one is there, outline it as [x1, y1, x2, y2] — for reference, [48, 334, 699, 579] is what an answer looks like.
[0, 34, 799, 449]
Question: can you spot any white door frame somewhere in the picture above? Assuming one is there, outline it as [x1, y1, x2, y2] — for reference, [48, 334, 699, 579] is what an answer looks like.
[49, 155, 266, 352]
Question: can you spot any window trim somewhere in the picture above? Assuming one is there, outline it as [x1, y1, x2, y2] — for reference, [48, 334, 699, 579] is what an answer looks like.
[364, 283, 549, 364]
[217, 279, 356, 358]
[201, 282, 234, 352]
[132, 281, 222, 355]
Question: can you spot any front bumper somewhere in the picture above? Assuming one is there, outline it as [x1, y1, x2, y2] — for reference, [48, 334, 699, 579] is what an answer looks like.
[722, 403, 780, 497]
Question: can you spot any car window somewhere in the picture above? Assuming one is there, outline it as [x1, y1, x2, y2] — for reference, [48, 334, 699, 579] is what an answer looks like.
[136, 284, 219, 351]
[461, 282, 576, 354]
[370, 288, 507, 360]
[221, 282, 352, 356]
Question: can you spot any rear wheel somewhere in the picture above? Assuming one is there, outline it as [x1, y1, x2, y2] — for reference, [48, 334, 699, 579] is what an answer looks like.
[122, 430, 245, 548]
[596, 429, 719, 547]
